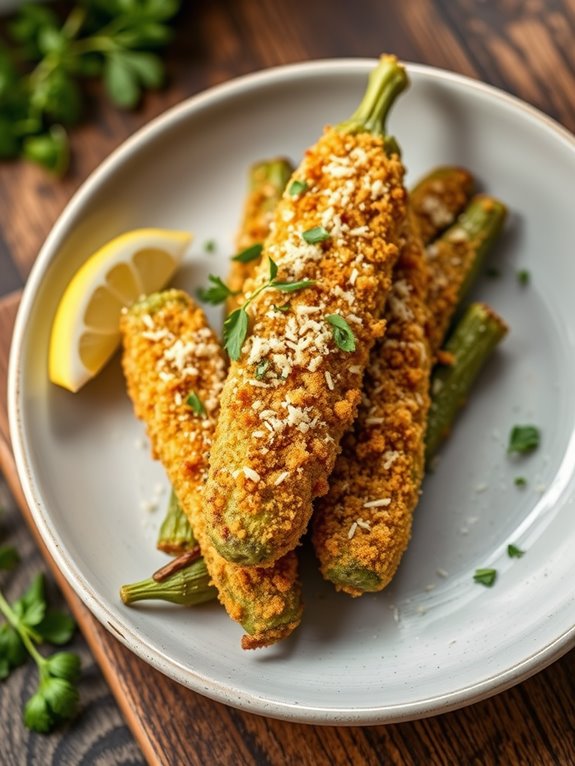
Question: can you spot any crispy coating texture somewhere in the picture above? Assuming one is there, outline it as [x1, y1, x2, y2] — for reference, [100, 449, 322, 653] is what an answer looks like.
[227, 158, 294, 313]
[410, 166, 474, 245]
[120, 290, 302, 648]
[203, 128, 407, 567]
[312, 212, 431, 595]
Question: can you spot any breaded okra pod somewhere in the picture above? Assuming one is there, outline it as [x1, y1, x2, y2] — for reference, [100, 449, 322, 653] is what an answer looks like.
[424, 195, 507, 354]
[120, 291, 302, 648]
[312, 212, 432, 594]
[313, 193, 507, 595]
[410, 166, 475, 245]
[203, 55, 410, 567]
[227, 158, 294, 312]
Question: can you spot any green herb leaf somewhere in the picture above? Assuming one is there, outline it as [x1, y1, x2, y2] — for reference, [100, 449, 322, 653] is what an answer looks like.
[273, 303, 291, 313]
[268, 256, 278, 281]
[24, 691, 54, 734]
[0, 545, 20, 571]
[517, 269, 530, 286]
[197, 275, 239, 305]
[325, 314, 356, 352]
[255, 360, 269, 380]
[0, 623, 26, 670]
[507, 544, 525, 559]
[508, 425, 540, 455]
[514, 476, 527, 488]
[302, 226, 330, 244]
[104, 53, 141, 109]
[22, 127, 69, 176]
[204, 239, 216, 253]
[232, 243, 263, 263]
[271, 279, 316, 294]
[13, 574, 46, 627]
[36, 611, 76, 645]
[42, 676, 79, 718]
[223, 308, 249, 361]
[46, 652, 82, 682]
[186, 391, 206, 417]
[120, 50, 164, 88]
[288, 179, 308, 196]
[473, 568, 497, 587]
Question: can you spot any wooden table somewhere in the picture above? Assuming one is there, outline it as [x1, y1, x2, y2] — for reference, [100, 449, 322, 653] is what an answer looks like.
[2, 1, 575, 764]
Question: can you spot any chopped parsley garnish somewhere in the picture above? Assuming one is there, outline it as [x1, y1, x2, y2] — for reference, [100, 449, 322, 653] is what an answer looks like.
[517, 269, 530, 286]
[302, 226, 330, 244]
[186, 391, 206, 417]
[507, 544, 525, 558]
[204, 239, 216, 253]
[223, 260, 315, 360]
[232, 243, 263, 263]
[514, 476, 527, 488]
[289, 180, 308, 196]
[508, 425, 540, 455]
[197, 275, 240, 305]
[473, 568, 497, 587]
[255, 360, 269, 380]
[273, 303, 291, 313]
[485, 266, 501, 279]
[326, 314, 356, 352]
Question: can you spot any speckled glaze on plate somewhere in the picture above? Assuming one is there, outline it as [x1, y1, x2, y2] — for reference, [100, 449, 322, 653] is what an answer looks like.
[9, 60, 575, 724]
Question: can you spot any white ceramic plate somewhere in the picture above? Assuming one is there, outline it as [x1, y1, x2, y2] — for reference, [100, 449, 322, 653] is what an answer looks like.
[9, 60, 575, 725]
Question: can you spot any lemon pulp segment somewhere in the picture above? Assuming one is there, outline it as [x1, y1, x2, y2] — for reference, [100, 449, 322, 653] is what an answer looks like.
[49, 228, 192, 392]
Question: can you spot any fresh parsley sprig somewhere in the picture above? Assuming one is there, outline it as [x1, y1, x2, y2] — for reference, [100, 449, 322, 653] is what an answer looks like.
[197, 275, 240, 305]
[223, 257, 315, 360]
[0, 0, 181, 175]
[0, 560, 80, 733]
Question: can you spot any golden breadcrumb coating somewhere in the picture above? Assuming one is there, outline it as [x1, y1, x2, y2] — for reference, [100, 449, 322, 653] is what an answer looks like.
[312, 211, 431, 595]
[203, 127, 407, 567]
[410, 166, 474, 245]
[120, 290, 302, 648]
[425, 195, 501, 355]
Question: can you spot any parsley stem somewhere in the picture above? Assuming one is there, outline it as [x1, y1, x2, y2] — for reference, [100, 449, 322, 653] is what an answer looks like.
[0, 589, 45, 667]
[61, 5, 87, 39]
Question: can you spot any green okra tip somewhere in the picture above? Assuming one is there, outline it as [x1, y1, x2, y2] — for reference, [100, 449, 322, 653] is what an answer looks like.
[337, 54, 409, 143]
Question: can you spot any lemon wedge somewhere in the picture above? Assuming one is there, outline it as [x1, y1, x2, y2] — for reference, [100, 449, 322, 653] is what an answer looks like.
[49, 228, 192, 392]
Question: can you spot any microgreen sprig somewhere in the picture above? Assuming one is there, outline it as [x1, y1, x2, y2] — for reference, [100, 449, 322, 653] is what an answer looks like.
[223, 257, 315, 360]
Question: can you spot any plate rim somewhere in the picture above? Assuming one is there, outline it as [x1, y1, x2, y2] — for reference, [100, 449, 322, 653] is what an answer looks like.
[8, 57, 575, 725]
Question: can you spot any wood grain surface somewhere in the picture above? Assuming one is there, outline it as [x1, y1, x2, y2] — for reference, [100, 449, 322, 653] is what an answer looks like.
[1, 1, 575, 764]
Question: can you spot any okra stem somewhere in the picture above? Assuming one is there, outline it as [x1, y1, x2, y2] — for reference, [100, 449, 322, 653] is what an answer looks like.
[337, 55, 408, 140]
[425, 302, 508, 463]
[120, 560, 217, 607]
[156, 489, 197, 555]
